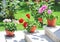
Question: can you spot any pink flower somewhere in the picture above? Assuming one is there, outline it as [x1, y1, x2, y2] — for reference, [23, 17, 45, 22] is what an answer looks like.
[42, 5, 47, 11]
[47, 10, 52, 14]
[38, 5, 47, 14]
[38, 7, 44, 14]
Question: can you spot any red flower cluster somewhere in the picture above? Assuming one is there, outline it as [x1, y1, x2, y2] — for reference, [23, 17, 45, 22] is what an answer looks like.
[19, 14, 37, 33]
[19, 14, 30, 28]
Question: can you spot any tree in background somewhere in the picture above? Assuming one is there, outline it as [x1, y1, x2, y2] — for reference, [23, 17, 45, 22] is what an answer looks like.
[0, 0, 6, 21]
[5, 0, 20, 19]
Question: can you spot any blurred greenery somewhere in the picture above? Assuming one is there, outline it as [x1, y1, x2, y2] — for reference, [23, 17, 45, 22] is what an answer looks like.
[0, 0, 60, 31]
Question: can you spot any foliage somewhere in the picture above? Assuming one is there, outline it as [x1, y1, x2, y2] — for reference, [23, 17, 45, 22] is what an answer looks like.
[19, 14, 37, 32]
[29, 1, 58, 27]
[28, 1, 47, 27]
[5, 0, 20, 19]
[0, 0, 20, 20]
[0, 0, 5, 21]
[18, 2, 30, 10]
[29, 2, 46, 20]
[46, 14, 58, 20]
[4, 22, 17, 31]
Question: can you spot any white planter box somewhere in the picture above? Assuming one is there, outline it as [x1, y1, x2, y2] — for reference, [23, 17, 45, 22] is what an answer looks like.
[25, 30, 54, 42]
[0, 31, 25, 42]
[44, 26, 60, 42]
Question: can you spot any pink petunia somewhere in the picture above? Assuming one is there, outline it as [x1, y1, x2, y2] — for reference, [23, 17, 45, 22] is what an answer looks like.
[42, 5, 47, 11]
[38, 5, 47, 14]
[38, 7, 44, 14]
[47, 10, 52, 14]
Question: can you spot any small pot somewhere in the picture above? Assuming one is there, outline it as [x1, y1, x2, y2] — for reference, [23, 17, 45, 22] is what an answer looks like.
[47, 18, 56, 27]
[6, 30, 14, 36]
[30, 25, 36, 33]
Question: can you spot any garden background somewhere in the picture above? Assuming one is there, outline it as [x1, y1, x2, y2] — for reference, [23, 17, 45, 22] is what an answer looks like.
[0, 0, 60, 31]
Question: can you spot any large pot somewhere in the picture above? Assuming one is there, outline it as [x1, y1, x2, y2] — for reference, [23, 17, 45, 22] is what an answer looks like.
[47, 18, 56, 27]
[6, 30, 14, 36]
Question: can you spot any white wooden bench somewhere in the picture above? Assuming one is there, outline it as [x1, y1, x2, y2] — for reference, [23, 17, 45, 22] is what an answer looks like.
[44, 26, 60, 42]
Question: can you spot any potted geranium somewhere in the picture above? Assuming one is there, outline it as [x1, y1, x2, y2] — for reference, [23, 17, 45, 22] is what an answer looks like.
[29, 1, 58, 27]
[38, 4, 58, 27]
[19, 14, 37, 33]
[4, 21, 17, 36]
[46, 15, 57, 27]
[46, 10, 58, 27]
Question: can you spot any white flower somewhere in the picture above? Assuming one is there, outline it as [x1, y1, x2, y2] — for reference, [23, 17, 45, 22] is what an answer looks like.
[3, 19, 11, 23]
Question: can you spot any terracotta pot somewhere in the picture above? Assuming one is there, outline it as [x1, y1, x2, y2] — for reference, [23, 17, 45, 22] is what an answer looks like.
[6, 30, 14, 36]
[30, 25, 36, 33]
[38, 18, 43, 22]
[47, 18, 56, 27]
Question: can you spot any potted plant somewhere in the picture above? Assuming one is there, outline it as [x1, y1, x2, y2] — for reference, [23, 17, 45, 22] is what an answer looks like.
[29, 2, 48, 27]
[38, 5, 58, 27]
[4, 22, 17, 36]
[46, 14, 58, 27]
[19, 14, 37, 33]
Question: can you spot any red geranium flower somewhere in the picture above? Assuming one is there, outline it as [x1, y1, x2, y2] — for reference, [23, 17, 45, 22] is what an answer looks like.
[38, 18, 43, 22]
[23, 22, 28, 28]
[19, 18, 24, 23]
[26, 14, 30, 19]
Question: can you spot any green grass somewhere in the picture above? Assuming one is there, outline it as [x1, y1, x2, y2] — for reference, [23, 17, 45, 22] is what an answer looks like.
[0, 1, 60, 31]
[0, 22, 5, 31]
[51, 3, 60, 25]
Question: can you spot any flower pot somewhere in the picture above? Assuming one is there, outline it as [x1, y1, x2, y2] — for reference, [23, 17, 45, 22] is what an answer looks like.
[6, 30, 14, 36]
[30, 25, 36, 33]
[47, 18, 56, 27]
